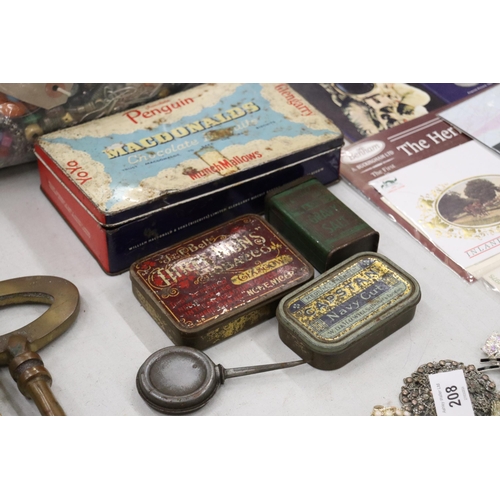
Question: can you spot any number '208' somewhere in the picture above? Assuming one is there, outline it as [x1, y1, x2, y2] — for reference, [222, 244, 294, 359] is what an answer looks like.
[446, 385, 461, 407]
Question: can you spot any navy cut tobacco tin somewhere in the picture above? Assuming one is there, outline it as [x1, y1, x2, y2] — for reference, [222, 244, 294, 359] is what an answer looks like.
[130, 214, 314, 349]
[277, 252, 421, 370]
[265, 175, 379, 272]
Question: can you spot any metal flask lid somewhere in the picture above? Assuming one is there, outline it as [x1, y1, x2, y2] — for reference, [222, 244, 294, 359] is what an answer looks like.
[136, 346, 304, 415]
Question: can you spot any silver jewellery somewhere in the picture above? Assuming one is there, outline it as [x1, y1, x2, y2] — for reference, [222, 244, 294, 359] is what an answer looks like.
[478, 334, 500, 417]
[373, 333, 500, 416]
[479, 332, 500, 373]
[399, 360, 499, 416]
[482, 332, 500, 358]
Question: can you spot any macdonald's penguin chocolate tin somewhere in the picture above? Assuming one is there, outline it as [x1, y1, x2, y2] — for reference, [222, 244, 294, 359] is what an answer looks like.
[265, 176, 379, 272]
[35, 83, 343, 275]
[130, 214, 314, 350]
[276, 252, 421, 370]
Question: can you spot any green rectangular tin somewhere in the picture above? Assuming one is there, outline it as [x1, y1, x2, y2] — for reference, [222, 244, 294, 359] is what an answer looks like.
[265, 176, 379, 272]
[276, 252, 421, 370]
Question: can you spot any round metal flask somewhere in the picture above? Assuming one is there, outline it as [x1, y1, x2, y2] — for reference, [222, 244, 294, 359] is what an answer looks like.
[137, 347, 221, 415]
[137, 346, 304, 415]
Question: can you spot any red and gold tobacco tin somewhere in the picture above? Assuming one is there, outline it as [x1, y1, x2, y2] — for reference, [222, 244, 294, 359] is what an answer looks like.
[130, 215, 314, 349]
[277, 252, 421, 370]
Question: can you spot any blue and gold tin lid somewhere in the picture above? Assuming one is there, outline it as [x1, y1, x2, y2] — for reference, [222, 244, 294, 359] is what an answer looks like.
[277, 252, 421, 370]
[36, 83, 343, 225]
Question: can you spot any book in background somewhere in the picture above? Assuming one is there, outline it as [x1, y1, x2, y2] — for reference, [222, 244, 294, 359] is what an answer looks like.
[421, 83, 494, 103]
[290, 83, 448, 143]
[340, 108, 500, 285]
[439, 84, 500, 155]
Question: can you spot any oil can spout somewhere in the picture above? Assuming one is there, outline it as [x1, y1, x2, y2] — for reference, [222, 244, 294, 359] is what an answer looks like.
[222, 359, 305, 381]
[136, 346, 306, 415]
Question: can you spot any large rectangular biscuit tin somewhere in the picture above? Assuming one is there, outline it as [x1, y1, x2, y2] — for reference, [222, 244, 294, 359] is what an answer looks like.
[34, 83, 343, 274]
[265, 175, 379, 272]
[130, 215, 314, 349]
[277, 252, 421, 370]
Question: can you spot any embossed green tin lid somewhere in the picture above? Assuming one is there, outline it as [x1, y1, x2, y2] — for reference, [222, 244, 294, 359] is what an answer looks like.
[265, 176, 379, 273]
[276, 252, 421, 370]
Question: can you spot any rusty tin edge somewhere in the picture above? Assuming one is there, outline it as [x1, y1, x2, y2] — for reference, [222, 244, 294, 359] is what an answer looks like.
[130, 214, 315, 349]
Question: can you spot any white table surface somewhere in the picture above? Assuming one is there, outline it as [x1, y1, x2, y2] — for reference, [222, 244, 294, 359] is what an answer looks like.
[1, 160, 499, 417]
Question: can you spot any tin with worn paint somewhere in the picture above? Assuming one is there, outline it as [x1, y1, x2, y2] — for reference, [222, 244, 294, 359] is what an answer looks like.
[265, 176, 379, 272]
[277, 252, 421, 370]
[35, 83, 343, 274]
[130, 214, 314, 350]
